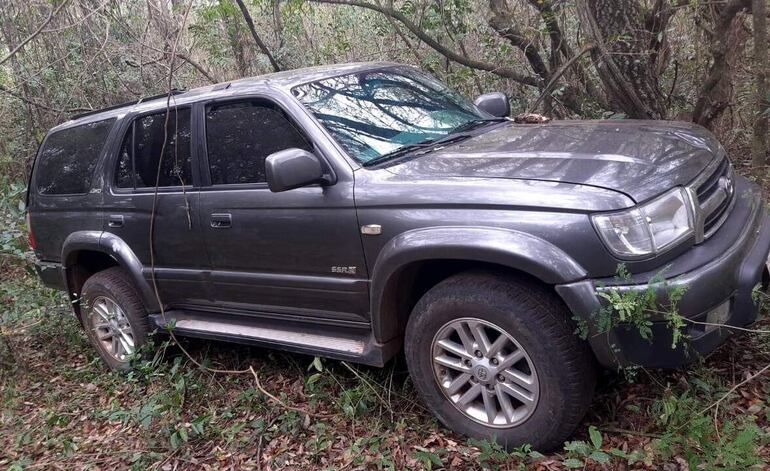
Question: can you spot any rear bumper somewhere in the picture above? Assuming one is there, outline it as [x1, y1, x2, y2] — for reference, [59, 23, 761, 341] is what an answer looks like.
[558, 178, 770, 369]
[34, 260, 66, 291]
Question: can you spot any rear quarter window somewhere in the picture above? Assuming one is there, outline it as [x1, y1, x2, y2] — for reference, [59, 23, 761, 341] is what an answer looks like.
[35, 118, 116, 195]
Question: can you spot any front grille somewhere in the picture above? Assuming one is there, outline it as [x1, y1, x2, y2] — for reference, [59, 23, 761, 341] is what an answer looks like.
[692, 157, 734, 241]
[696, 158, 729, 202]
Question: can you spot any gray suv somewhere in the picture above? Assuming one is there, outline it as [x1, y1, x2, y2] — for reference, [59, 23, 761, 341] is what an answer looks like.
[27, 62, 770, 451]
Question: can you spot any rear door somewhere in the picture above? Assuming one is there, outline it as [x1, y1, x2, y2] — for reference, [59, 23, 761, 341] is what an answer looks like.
[101, 106, 208, 307]
[194, 96, 370, 325]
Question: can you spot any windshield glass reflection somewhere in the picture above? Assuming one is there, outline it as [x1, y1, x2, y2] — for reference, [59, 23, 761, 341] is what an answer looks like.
[292, 68, 485, 163]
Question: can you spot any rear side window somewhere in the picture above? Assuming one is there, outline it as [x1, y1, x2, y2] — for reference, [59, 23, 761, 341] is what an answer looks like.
[35, 118, 115, 195]
[115, 108, 193, 188]
[205, 101, 311, 185]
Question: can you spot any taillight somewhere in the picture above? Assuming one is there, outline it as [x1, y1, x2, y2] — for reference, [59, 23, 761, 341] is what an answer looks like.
[26, 212, 37, 250]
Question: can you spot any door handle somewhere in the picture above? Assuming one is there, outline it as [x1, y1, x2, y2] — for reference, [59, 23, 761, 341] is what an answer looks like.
[210, 213, 232, 228]
[108, 215, 124, 228]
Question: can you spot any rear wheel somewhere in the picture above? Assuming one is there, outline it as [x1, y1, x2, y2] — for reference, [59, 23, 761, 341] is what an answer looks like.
[79, 267, 151, 371]
[404, 271, 596, 452]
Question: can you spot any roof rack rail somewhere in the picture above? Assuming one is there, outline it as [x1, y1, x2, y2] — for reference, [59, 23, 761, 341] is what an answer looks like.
[70, 88, 186, 120]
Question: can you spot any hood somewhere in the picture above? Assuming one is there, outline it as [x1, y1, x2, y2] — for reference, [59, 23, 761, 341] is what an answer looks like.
[384, 120, 724, 202]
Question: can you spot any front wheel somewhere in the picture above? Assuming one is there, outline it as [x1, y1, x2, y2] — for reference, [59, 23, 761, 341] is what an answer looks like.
[404, 271, 596, 452]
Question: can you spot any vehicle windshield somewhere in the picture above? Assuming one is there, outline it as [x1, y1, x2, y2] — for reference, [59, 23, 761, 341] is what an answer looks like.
[292, 67, 489, 164]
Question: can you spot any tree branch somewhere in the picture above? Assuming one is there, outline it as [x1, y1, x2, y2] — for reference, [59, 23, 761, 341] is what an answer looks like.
[489, 0, 549, 83]
[234, 0, 281, 72]
[0, 0, 72, 67]
[308, 0, 539, 87]
[0, 83, 90, 113]
[175, 52, 219, 83]
[528, 43, 596, 112]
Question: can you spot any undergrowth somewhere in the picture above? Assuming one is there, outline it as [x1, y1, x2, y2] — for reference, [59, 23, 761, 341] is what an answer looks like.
[3, 181, 770, 469]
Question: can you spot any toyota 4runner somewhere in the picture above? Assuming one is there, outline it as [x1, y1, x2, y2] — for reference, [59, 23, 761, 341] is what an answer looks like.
[27, 62, 770, 451]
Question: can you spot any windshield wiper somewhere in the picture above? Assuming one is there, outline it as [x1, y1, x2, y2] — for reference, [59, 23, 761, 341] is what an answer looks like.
[364, 134, 471, 167]
[449, 117, 509, 135]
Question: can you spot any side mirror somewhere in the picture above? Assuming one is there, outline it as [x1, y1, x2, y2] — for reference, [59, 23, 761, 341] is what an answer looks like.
[473, 92, 510, 118]
[265, 148, 325, 192]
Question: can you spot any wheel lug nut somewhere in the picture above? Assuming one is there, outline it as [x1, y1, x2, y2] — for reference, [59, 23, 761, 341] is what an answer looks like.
[486, 384, 494, 391]
[490, 358, 499, 365]
[497, 374, 505, 382]
[474, 350, 483, 358]
[464, 359, 472, 366]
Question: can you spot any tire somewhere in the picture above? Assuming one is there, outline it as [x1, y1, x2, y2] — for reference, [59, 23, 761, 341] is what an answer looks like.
[404, 271, 596, 452]
[79, 267, 151, 371]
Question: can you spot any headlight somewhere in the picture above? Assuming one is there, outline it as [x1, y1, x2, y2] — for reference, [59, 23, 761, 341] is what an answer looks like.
[592, 188, 693, 258]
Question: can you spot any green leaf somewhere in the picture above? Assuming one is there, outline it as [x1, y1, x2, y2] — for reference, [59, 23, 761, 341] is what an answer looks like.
[563, 440, 591, 456]
[590, 450, 611, 463]
[309, 356, 324, 372]
[589, 425, 603, 449]
[563, 458, 584, 468]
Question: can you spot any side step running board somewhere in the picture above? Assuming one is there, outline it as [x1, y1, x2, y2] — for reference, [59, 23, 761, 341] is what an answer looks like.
[149, 310, 400, 367]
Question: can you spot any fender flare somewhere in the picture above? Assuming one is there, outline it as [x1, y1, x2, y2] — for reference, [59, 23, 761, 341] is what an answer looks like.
[61, 231, 159, 312]
[369, 226, 587, 342]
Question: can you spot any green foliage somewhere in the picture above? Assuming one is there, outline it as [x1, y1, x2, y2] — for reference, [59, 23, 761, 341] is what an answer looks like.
[650, 388, 766, 469]
[561, 426, 611, 467]
[577, 264, 689, 350]
[464, 438, 544, 469]
[0, 179, 29, 261]
[412, 446, 445, 470]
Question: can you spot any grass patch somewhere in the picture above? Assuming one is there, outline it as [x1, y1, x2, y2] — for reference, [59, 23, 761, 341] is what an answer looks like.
[1, 271, 770, 469]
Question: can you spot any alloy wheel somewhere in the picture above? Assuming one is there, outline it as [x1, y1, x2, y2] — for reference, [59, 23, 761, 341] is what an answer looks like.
[88, 295, 136, 362]
[431, 317, 539, 427]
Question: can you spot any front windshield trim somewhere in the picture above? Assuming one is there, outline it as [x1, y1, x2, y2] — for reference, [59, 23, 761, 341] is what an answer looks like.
[290, 66, 490, 167]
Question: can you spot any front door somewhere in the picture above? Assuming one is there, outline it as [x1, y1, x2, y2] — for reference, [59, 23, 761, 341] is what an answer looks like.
[195, 98, 369, 325]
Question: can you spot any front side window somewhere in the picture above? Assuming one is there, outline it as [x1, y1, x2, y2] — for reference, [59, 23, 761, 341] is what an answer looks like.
[115, 108, 192, 188]
[292, 67, 484, 164]
[36, 118, 116, 194]
[205, 100, 311, 185]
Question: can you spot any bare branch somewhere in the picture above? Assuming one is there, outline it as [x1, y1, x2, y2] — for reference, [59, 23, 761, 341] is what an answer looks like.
[0, 83, 90, 113]
[0, 0, 72, 67]
[234, 0, 282, 72]
[528, 43, 595, 112]
[308, 0, 540, 87]
[175, 52, 219, 84]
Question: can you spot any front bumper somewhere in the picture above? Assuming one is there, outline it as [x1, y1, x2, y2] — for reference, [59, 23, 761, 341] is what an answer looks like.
[557, 177, 770, 369]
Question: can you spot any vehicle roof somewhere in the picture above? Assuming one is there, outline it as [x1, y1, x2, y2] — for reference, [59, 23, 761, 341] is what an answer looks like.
[51, 61, 404, 132]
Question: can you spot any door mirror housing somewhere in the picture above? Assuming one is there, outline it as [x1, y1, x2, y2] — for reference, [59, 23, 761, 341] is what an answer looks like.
[473, 92, 510, 118]
[265, 148, 326, 192]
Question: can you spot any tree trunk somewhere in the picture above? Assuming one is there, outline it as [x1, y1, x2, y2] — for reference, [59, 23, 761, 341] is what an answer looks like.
[575, 0, 667, 119]
[692, 0, 752, 128]
[752, 0, 768, 167]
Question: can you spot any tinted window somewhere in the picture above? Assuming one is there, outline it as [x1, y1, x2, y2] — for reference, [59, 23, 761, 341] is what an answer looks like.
[205, 101, 311, 185]
[36, 118, 115, 194]
[116, 108, 193, 188]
